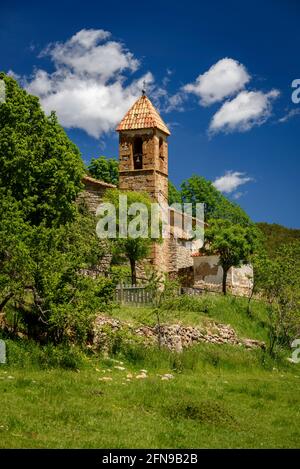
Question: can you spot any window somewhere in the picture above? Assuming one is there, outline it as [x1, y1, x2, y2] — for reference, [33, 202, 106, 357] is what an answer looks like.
[159, 137, 164, 160]
[133, 137, 143, 169]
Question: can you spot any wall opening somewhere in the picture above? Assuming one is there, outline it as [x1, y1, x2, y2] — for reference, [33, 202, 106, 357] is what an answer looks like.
[133, 137, 143, 170]
[159, 137, 164, 160]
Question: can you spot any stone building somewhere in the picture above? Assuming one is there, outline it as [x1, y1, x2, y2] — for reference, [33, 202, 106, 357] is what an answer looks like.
[81, 93, 253, 295]
[192, 253, 253, 296]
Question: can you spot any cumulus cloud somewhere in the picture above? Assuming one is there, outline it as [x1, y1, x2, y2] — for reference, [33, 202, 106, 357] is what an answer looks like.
[278, 108, 300, 123]
[183, 58, 250, 106]
[209, 89, 280, 134]
[24, 29, 154, 138]
[213, 171, 253, 194]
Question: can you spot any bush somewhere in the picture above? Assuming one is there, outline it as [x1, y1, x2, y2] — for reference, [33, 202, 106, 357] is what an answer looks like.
[4, 338, 87, 370]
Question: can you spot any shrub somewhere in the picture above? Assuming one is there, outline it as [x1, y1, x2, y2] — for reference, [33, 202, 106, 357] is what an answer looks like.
[4, 338, 86, 370]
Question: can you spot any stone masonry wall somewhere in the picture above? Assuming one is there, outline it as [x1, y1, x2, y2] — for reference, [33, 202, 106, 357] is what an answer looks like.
[193, 255, 253, 296]
[77, 177, 116, 214]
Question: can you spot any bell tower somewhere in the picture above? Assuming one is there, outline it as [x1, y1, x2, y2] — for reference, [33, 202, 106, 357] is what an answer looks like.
[116, 93, 171, 273]
[116, 93, 170, 207]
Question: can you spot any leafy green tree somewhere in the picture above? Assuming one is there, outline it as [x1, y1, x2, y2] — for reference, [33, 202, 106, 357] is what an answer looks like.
[203, 219, 259, 294]
[100, 189, 161, 285]
[0, 73, 84, 227]
[88, 156, 119, 185]
[253, 242, 300, 355]
[17, 213, 109, 343]
[180, 175, 250, 224]
[0, 74, 113, 343]
[0, 192, 33, 313]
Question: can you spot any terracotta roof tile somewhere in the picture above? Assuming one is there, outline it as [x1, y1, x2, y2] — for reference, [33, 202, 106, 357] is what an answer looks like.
[82, 175, 116, 188]
[191, 252, 203, 257]
[116, 95, 170, 135]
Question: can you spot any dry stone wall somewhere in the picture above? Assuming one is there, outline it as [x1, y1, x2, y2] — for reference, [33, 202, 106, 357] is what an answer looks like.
[93, 315, 265, 353]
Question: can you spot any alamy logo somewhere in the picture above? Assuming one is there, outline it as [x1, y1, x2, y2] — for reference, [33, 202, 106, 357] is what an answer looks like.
[291, 79, 300, 104]
[95, 196, 205, 243]
[0, 80, 5, 104]
[291, 338, 300, 364]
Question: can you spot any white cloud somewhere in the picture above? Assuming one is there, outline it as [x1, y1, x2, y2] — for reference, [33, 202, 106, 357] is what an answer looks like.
[24, 29, 153, 138]
[40, 29, 139, 81]
[209, 89, 280, 134]
[278, 108, 300, 123]
[213, 171, 253, 194]
[183, 58, 250, 106]
[7, 70, 21, 80]
[164, 92, 186, 112]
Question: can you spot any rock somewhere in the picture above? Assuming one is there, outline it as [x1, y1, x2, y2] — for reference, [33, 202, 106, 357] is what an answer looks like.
[136, 373, 147, 379]
[286, 357, 298, 364]
[241, 338, 265, 349]
[162, 373, 174, 380]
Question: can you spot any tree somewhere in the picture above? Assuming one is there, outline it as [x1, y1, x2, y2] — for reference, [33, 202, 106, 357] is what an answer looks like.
[180, 175, 250, 225]
[23, 214, 109, 343]
[256, 222, 300, 258]
[253, 242, 300, 355]
[0, 73, 84, 227]
[0, 192, 110, 342]
[203, 219, 259, 294]
[0, 73, 114, 343]
[168, 181, 181, 205]
[100, 189, 161, 285]
[88, 156, 119, 185]
[0, 192, 33, 314]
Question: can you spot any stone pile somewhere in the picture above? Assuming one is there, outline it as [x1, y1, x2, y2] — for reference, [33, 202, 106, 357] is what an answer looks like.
[93, 315, 265, 352]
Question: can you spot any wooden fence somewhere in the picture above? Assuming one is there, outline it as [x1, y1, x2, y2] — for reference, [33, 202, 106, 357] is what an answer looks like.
[115, 284, 224, 306]
[115, 284, 154, 305]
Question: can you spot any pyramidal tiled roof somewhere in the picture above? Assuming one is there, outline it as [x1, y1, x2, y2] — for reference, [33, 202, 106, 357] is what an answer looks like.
[116, 95, 170, 135]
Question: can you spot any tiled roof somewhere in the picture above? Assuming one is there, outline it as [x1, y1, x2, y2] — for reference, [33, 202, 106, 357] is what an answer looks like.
[116, 95, 170, 135]
[82, 175, 116, 188]
[191, 252, 203, 257]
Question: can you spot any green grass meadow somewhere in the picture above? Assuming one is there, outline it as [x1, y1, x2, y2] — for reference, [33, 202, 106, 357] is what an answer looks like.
[0, 296, 299, 449]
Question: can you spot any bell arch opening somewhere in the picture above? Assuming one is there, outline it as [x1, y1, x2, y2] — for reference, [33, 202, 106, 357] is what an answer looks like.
[133, 137, 143, 170]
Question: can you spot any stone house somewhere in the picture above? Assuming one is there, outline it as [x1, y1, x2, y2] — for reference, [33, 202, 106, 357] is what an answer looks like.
[80, 93, 253, 295]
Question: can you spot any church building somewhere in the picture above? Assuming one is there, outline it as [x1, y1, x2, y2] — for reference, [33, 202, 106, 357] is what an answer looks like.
[79, 93, 253, 296]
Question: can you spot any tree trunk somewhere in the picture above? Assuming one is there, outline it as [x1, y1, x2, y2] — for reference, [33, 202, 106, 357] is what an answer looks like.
[222, 268, 228, 295]
[0, 292, 13, 313]
[130, 258, 137, 286]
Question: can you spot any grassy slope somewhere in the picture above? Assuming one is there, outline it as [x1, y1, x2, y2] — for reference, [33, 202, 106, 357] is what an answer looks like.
[1, 295, 300, 449]
[115, 295, 269, 343]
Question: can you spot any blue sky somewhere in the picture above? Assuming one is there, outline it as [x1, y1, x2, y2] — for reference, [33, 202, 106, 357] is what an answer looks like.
[1, 0, 300, 227]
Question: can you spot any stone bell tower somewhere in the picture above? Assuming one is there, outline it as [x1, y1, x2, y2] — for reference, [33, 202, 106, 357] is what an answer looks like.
[116, 93, 170, 206]
[116, 93, 171, 272]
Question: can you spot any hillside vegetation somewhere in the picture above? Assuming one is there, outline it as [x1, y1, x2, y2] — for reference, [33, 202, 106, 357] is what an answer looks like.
[257, 222, 300, 257]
